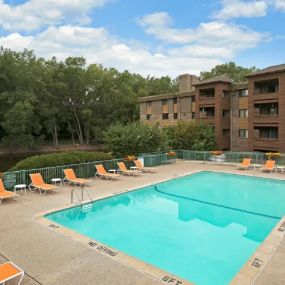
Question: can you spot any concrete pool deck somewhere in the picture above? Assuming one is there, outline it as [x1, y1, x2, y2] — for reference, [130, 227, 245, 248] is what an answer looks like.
[0, 161, 285, 285]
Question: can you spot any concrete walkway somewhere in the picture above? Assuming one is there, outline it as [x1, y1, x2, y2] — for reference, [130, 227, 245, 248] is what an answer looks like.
[0, 161, 284, 285]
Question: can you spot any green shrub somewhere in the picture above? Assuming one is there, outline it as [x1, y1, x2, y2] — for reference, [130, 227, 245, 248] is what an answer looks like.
[103, 122, 168, 157]
[164, 121, 215, 151]
[10, 151, 113, 171]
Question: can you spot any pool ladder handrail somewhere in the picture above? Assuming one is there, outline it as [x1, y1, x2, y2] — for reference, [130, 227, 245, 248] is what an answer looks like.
[71, 186, 93, 205]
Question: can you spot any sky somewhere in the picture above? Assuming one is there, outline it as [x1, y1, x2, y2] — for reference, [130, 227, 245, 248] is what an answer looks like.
[0, 0, 284, 77]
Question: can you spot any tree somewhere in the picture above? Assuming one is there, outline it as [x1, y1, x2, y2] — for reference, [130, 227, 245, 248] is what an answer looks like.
[0, 49, 44, 147]
[200, 62, 258, 82]
[1, 47, 242, 149]
[1, 99, 38, 147]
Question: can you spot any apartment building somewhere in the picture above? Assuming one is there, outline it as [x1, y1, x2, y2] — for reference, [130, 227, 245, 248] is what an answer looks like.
[138, 64, 285, 152]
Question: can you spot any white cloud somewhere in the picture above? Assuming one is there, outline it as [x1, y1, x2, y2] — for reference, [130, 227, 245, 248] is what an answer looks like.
[214, 0, 268, 20]
[0, 8, 267, 77]
[213, 0, 285, 20]
[0, 0, 111, 32]
[273, 0, 285, 11]
[0, 2, 272, 78]
[138, 12, 172, 27]
[169, 45, 235, 59]
[0, 25, 222, 77]
[139, 12, 266, 55]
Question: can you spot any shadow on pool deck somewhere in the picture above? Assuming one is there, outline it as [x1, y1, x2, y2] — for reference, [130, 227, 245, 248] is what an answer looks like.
[0, 161, 285, 285]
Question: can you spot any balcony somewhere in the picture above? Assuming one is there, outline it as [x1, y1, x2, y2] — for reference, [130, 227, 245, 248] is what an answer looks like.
[254, 79, 279, 94]
[253, 79, 279, 101]
[254, 127, 278, 150]
[199, 107, 215, 122]
[199, 88, 215, 105]
[253, 103, 278, 125]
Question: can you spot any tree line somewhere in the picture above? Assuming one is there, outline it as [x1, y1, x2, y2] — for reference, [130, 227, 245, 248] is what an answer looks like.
[0, 47, 257, 150]
[0, 48, 178, 148]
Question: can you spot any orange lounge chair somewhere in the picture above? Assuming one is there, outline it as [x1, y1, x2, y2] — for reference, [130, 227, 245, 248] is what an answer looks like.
[0, 178, 18, 204]
[237, 158, 252, 170]
[29, 173, 57, 195]
[134, 160, 157, 173]
[64, 169, 91, 186]
[117, 162, 140, 176]
[261, 160, 276, 172]
[0, 261, 24, 285]
[95, 165, 120, 180]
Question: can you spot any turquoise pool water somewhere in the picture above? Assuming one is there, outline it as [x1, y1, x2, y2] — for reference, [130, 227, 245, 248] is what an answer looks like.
[46, 171, 285, 285]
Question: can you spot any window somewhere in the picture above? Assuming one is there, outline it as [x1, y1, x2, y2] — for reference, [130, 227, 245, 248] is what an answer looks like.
[162, 113, 169, 120]
[146, 114, 151, 120]
[191, 96, 196, 103]
[173, 98, 177, 104]
[173, 113, 178, 120]
[223, 129, 230, 137]
[237, 89, 248, 97]
[162, 99, 168, 105]
[239, 109, 248, 118]
[223, 110, 230, 118]
[239, 129, 248, 138]
[192, 112, 195, 119]
[147, 102, 152, 107]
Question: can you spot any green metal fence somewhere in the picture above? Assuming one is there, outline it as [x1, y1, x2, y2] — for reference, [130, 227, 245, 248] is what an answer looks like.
[177, 150, 285, 165]
[141, 153, 169, 167]
[2, 150, 285, 190]
[2, 153, 170, 190]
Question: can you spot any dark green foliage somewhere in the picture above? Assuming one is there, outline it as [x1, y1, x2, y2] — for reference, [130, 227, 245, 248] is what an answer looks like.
[103, 122, 168, 157]
[200, 62, 258, 83]
[0, 48, 177, 148]
[10, 151, 113, 171]
[164, 122, 216, 151]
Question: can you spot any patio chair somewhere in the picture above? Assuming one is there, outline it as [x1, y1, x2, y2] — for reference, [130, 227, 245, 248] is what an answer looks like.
[0, 178, 18, 204]
[261, 160, 276, 172]
[236, 158, 251, 170]
[117, 162, 140, 176]
[63, 169, 92, 186]
[95, 164, 120, 180]
[0, 261, 24, 285]
[134, 160, 157, 173]
[29, 173, 58, 195]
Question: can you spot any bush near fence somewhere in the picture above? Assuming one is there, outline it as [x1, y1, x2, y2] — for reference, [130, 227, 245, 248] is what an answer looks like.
[10, 151, 113, 171]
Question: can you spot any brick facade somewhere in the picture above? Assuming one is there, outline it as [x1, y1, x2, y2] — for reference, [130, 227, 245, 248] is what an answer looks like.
[138, 64, 285, 152]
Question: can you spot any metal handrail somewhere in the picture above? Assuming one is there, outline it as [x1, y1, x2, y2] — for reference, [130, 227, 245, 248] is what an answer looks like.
[83, 187, 93, 203]
[71, 186, 93, 205]
[71, 188, 81, 205]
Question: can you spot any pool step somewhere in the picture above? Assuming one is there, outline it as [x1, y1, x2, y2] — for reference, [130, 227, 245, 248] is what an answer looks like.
[81, 203, 92, 213]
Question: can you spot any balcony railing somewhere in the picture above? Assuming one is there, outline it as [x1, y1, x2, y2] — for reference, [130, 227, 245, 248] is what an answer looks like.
[199, 96, 215, 104]
[254, 138, 279, 150]
[199, 114, 215, 120]
[253, 114, 279, 124]
[254, 113, 278, 116]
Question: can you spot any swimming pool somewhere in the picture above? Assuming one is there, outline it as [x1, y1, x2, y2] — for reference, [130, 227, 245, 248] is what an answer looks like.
[46, 171, 285, 285]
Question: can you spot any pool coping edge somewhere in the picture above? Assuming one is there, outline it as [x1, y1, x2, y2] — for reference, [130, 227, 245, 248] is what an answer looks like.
[33, 169, 285, 285]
